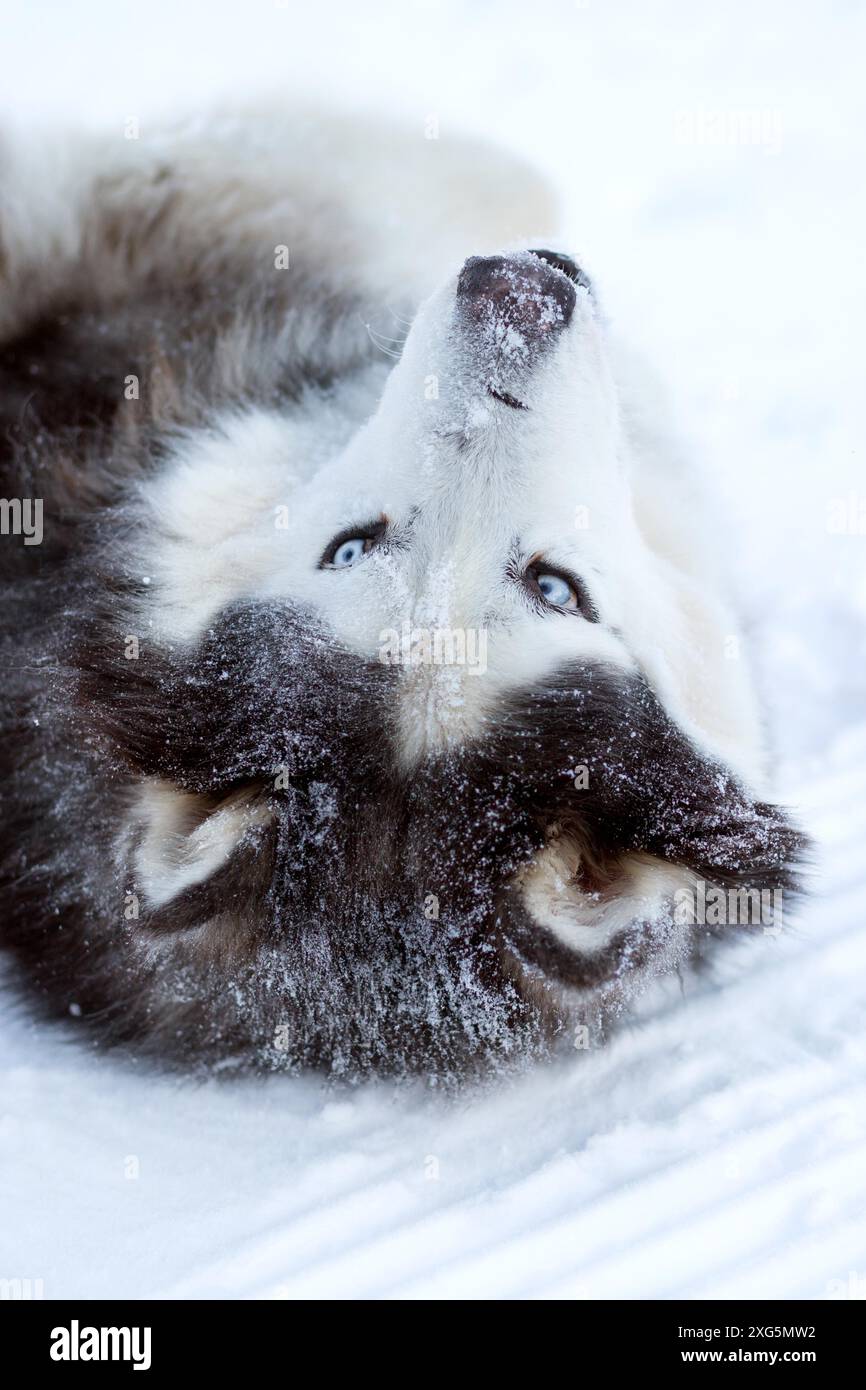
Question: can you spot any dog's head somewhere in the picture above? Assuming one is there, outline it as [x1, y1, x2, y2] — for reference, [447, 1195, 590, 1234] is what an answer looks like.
[69, 249, 806, 1075]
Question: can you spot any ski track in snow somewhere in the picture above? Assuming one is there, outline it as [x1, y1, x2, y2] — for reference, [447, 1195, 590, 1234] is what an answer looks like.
[1, 0, 865, 1299]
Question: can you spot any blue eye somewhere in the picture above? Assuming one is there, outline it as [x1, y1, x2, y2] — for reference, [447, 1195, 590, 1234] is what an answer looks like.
[535, 571, 577, 608]
[332, 537, 368, 568]
[320, 519, 387, 570]
[526, 562, 597, 619]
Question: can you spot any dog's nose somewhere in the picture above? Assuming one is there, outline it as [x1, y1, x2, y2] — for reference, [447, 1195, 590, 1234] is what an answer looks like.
[527, 248, 592, 294]
[457, 252, 576, 336]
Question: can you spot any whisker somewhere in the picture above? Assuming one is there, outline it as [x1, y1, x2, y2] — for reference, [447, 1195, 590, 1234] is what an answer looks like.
[362, 321, 403, 360]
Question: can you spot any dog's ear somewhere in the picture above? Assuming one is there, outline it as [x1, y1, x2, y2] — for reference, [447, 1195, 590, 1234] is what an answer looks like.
[127, 780, 274, 928]
[492, 667, 809, 993]
[66, 596, 396, 942]
[579, 686, 808, 899]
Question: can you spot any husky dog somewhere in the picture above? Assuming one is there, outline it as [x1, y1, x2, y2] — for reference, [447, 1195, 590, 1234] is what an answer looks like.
[0, 109, 806, 1078]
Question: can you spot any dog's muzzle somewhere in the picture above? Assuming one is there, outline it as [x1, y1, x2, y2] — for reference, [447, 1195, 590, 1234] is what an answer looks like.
[457, 250, 579, 340]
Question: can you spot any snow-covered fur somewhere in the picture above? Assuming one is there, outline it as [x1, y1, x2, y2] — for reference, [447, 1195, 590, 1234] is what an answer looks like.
[0, 109, 807, 1079]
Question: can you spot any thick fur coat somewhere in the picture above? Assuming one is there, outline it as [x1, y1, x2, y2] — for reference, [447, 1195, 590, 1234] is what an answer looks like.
[0, 108, 806, 1078]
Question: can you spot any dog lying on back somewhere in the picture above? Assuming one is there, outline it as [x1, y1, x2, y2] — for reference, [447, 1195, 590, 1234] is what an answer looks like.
[0, 109, 806, 1078]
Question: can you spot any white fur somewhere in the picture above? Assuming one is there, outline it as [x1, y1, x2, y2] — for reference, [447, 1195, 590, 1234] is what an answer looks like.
[518, 841, 695, 956]
[137, 260, 766, 790]
[4, 108, 770, 980]
[130, 782, 270, 909]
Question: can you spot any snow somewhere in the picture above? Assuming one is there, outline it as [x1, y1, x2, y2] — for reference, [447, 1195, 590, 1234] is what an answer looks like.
[2, 0, 865, 1299]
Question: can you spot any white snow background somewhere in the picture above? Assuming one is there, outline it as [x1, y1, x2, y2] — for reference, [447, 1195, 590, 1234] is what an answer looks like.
[1, 0, 865, 1300]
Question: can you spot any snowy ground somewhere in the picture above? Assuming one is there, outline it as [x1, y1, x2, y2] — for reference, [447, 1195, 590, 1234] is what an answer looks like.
[2, 0, 865, 1299]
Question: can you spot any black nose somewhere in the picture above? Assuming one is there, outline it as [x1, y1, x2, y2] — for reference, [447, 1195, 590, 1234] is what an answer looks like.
[457, 252, 576, 336]
[527, 248, 592, 294]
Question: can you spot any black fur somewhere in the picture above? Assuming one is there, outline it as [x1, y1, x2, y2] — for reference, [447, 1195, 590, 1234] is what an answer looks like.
[0, 142, 809, 1080]
[0, 578, 808, 1076]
